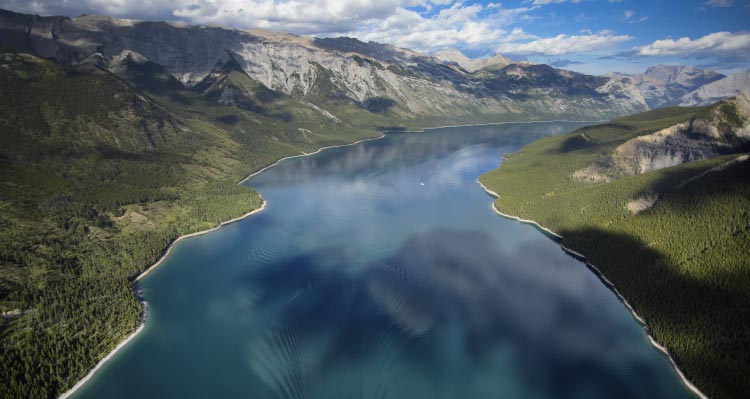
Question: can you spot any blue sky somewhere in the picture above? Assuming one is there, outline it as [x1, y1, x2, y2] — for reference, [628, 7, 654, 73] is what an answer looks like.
[1, 0, 748, 74]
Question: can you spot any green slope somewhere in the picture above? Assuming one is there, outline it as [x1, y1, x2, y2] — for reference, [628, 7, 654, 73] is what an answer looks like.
[479, 105, 750, 399]
[0, 50, 382, 398]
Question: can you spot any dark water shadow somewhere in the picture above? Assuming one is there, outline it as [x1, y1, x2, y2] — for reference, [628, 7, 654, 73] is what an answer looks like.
[240, 227, 695, 398]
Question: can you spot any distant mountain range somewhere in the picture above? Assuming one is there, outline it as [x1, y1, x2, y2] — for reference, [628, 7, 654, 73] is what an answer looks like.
[678, 70, 750, 106]
[432, 48, 513, 72]
[1, 8, 746, 126]
[479, 95, 750, 399]
[1, 6, 749, 399]
[0, 9, 641, 124]
[609, 65, 750, 108]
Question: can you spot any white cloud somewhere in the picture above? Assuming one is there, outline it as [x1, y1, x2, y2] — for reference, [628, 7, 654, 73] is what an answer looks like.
[614, 31, 750, 69]
[0, 1, 457, 33]
[622, 9, 647, 24]
[496, 32, 632, 56]
[346, 3, 536, 52]
[0, 0, 193, 19]
[632, 31, 750, 57]
[172, 0, 444, 34]
[702, 0, 735, 7]
[0, 0, 538, 53]
[523, 0, 579, 5]
[0, 0, 663, 61]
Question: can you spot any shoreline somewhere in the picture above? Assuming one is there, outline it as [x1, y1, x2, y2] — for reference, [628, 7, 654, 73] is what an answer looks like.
[59, 201, 267, 399]
[58, 322, 146, 399]
[134, 201, 268, 282]
[59, 130, 398, 399]
[476, 181, 709, 399]
[58, 118, 605, 399]
[475, 179, 563, 239]
[238, 134, 386, 185]
[380, 118, 606, 134]
[59, 129, 393, 399]
[238, 118, 604, 185]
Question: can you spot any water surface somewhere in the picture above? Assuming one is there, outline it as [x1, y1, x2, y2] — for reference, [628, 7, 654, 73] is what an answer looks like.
[74, 123, 695, 398]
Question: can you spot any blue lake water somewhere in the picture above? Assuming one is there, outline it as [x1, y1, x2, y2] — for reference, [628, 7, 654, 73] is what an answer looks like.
[73, 123, 695, 398]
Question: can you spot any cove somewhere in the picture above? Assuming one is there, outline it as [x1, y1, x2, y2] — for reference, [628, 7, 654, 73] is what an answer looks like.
[70, 122, 696, 398]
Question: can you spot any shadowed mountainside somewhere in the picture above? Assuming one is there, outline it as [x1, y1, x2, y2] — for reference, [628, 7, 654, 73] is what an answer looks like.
[479, 101, 750, 399]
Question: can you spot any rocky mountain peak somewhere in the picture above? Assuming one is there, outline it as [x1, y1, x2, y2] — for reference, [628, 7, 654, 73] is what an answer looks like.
[575, 92, 750, 182]
[610, 64, 726, 108]
[0, 7, 665, 122]
[679, 71, 750, 106]
[433, 48, 511, 72]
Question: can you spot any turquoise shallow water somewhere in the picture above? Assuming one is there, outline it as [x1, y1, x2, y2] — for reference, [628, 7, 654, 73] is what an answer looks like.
[73, 123, 695, 398]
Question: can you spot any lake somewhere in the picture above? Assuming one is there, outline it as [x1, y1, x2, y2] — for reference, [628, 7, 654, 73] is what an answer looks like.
[72, 122, 695, 398]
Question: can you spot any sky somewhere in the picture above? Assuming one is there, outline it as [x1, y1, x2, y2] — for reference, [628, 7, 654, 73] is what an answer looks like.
[1, 0, 748, 75]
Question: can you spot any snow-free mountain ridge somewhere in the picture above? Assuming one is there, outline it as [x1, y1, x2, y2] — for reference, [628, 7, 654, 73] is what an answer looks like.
[0, 8, 747, 125]
[0, 8, 647, 122]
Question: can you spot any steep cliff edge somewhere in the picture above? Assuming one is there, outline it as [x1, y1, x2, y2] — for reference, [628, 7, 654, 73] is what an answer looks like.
[574, 92, 750, 182]
[609, 65, 726, 108]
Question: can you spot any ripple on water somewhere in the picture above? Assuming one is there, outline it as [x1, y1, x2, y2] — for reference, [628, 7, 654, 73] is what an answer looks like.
[248, 223, 300, 265]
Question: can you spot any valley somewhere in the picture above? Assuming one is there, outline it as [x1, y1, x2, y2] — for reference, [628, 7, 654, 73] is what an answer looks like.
[0, 5, 747, 399]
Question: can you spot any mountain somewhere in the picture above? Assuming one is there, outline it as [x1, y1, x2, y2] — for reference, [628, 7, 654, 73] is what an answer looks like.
[0, 8, 648, 123]
[574, 92, 750, 181]
[0, 44, 381, 398]
[479, 97, 750, 399]
[433, 48, 512, 72]
[609, 64, 725, 108]
[678, 70, 750, 106]
[0, 6, 745, 398]
[2, 8, 743, 119]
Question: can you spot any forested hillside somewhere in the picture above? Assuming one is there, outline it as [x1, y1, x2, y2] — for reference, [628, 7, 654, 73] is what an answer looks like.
[479, 103, 750, 399]
[0, 49, 381, 398]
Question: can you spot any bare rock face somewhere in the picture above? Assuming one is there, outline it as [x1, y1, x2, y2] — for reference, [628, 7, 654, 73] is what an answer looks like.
[627, 194, 660, 215]
[0, 8, 649, 121]
[678, 71, 750, 107]
[609, 65, 726, 108]
[574, 93, 750, 180]
[433, 48, 512, 72]
[617, 96, 749, 173]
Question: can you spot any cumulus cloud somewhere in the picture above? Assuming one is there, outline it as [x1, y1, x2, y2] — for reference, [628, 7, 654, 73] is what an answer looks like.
[0, 0, 180, 19]
[495, 31, 632, 56]
[608, 31, 750, 69]
[630, 31, 750, 57]
[523, 0, 579, 5]
[0, 1, 457, 33]
[0, 0, 540, 52]
[171, 0, 432, 34]
[349, 3, 536, 52]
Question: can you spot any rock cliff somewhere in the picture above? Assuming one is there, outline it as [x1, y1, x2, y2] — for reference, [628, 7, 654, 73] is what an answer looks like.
[0, 8, 649, 123]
